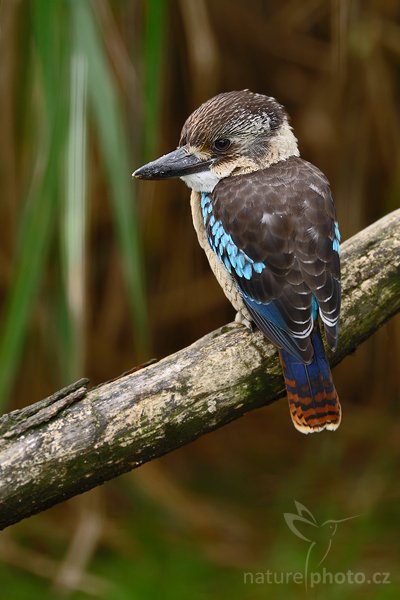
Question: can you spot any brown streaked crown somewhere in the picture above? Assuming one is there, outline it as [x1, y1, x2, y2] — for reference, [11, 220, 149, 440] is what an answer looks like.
[179, 90, 286, 152]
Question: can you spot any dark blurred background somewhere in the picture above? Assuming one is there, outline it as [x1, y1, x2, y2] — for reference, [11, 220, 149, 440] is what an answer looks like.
[0, 0, 399, 598]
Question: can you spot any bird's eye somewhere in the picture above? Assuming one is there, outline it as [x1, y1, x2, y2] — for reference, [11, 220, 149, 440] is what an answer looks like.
[213, 138, 231, 152]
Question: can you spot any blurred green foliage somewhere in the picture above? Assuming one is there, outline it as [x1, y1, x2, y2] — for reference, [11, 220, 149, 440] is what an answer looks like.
[0, 0, 399, 598]
[0, 0, 151, 408]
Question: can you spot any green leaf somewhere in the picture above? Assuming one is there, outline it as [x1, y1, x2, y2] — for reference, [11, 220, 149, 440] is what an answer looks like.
[0, 0, 69, 409]
[71, 0, 149, 356]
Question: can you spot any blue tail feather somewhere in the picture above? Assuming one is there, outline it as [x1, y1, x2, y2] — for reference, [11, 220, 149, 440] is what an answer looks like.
[280, 328, 341, 433]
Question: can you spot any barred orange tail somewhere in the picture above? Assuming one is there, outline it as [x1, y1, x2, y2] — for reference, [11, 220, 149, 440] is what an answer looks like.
[279, 328, 341, 434]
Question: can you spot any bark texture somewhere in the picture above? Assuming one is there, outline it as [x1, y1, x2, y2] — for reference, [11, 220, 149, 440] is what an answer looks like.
[0, 210, 399, 530]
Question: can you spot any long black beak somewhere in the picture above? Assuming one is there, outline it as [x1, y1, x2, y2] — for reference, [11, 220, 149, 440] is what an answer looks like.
[133, 146, 213, 180]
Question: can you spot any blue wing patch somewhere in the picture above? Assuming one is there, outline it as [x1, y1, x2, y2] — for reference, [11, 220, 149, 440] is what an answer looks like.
[243, 294, 311, 363]
[312, 296, 318, 320]
[333, 221, 340, 254]
[201, 192, 266, 280]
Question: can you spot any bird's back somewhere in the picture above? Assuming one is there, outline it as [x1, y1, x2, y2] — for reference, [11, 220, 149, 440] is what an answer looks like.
[209, 156, 341, 360]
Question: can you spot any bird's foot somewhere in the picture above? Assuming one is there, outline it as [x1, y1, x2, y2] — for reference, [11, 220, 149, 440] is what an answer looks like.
[235, 311, 254, 331]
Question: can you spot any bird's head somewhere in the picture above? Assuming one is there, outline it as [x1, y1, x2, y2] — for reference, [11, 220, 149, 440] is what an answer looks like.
[133, 90, 299, 192]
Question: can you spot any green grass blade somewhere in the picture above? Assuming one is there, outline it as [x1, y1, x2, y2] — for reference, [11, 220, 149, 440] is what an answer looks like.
[0, 0, 69, 409]
[60, 50, 88, 382]
[71, 0, 149, 356]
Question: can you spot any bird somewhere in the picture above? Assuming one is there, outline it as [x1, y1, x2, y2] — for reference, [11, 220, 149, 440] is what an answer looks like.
[133, 90, 341, 434]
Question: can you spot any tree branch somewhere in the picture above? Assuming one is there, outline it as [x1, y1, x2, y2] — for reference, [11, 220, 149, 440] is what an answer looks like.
[0, 210, 399, 530]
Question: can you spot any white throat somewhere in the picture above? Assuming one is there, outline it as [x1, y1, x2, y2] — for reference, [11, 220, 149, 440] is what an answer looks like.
[180, 170, 221, 193]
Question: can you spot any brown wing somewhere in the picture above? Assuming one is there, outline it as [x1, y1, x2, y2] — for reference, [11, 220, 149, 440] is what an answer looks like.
[208, 157, 341, 361]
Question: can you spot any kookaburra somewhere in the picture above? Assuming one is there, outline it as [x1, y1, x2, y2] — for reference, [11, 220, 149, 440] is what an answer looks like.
[134, 90, 341, 434]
